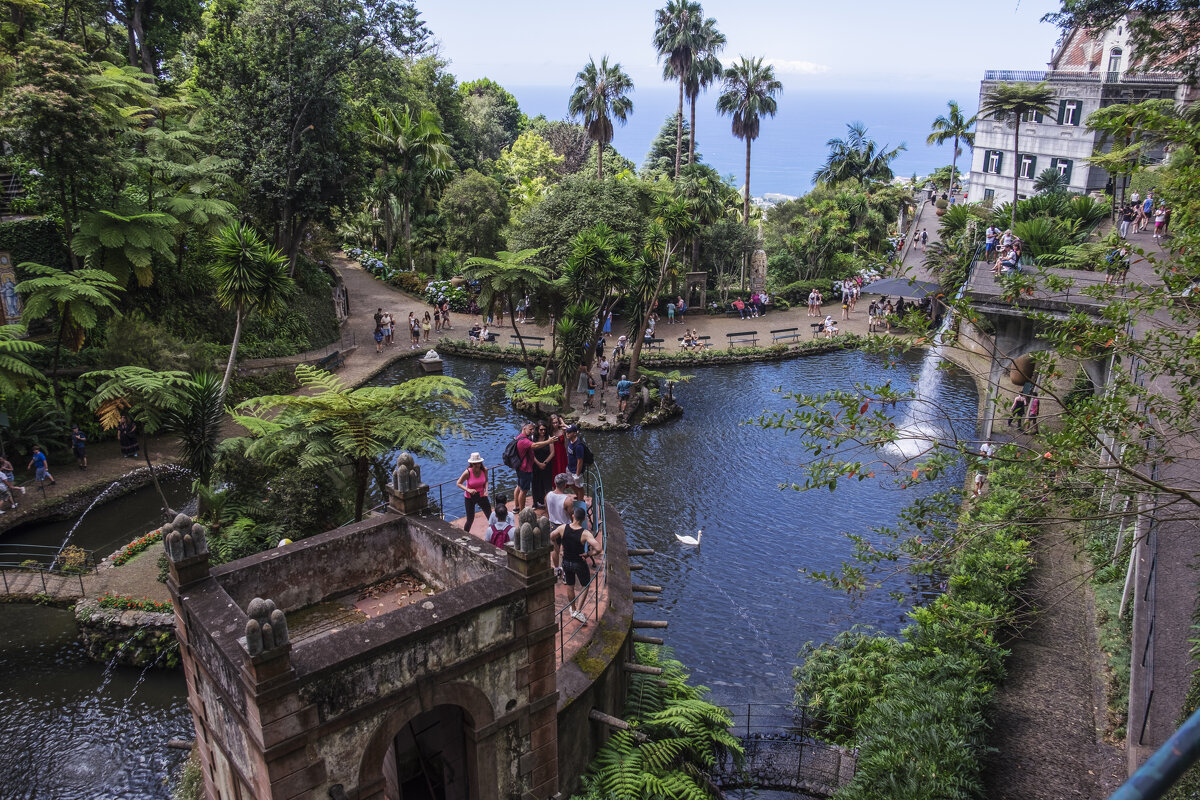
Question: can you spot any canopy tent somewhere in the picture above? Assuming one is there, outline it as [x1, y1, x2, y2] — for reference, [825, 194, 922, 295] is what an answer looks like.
[863, 278, 942, 299]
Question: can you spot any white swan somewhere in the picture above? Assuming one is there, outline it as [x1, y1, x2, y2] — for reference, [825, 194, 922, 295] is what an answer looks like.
[675, 529, 702, 546]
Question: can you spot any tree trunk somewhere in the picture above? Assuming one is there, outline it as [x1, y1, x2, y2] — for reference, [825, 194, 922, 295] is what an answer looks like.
[50, 305, 67, 403]
[1011, 125, 1020, 230]
[596, 140, 604, 180]
[627, 246, 674, 381]
[219, 305, 244, 401]
[949, 134, 959, 198]
[743, 137, 752, 228]
[688, 92, 698, 166]
[130, 0, 154, 75]
[403, 199, 413, 268]
[143, 436, 174, 517]
[508, 292, 537, 381]
[675, 80, 684, 179]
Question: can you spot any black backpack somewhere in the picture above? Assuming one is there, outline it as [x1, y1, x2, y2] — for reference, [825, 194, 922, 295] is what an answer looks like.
[580, 437, 595, 468]
[502, 436, 523, 470]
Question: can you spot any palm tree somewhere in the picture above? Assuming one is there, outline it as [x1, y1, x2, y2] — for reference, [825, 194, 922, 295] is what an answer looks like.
[814, 122, 906, 185]
[568, 56, 635, 179]
[683, 18, 725, 167]
[165, 372, 224, 488]
[463, 249, 550, 379]
[926, 100, 976, 199]
[653, 0, 702, 178]
[979, 82, 1056, 229]
[716, 56, 782, 228]
[210, 222, 295, 401]
[15, 263, 124, 389]
[367, 105, 455, 266]
[232, 365, 471, 522]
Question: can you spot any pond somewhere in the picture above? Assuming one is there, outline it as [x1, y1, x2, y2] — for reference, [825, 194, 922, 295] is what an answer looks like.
[0, 347, 978, 797]
[369, 348, 979, 706]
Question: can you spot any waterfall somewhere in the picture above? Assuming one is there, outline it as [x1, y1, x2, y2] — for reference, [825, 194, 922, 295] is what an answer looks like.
[886, 288, 965, 461]
[54, 481, 122, 561]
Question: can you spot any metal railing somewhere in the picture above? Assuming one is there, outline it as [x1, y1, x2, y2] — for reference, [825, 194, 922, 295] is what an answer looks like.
[555, 465, 608, 664]
[983, 69, 1180, 85]
[0, 544, 96, 597]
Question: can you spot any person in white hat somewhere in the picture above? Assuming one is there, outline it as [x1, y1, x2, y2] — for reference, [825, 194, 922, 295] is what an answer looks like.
[455, 452, 492, 532]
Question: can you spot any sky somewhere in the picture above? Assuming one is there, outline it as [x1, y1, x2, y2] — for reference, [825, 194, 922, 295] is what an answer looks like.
[420, 0, 1067, 93]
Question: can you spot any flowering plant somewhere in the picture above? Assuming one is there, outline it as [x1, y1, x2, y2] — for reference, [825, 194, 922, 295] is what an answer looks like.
[112, 529, 162, 567]
[423, 279, 470, 312]
[97, 593, 174, 614]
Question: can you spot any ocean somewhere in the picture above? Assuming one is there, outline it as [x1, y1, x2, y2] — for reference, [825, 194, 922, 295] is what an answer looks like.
[510, 83, 982, 198]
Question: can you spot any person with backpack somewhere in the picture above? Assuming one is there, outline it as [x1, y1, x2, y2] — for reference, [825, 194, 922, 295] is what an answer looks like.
[487, 495, 516, 549]
[455, 452, 492, 533]
[504, 422, 557, 513]
[551, 505, 604, 625]
[563, 424, 593, 501]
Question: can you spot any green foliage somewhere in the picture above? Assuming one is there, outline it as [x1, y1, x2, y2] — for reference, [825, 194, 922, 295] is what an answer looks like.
[165, 372, 224, 485]
[0, 219, 68, 271]
[16, 262, 125, 354]
[424, 279, 469, 311]
[0, 325, 46, 395]
[95, 313, 220, 373]
[814, 122, 906, 185]
[72, 208, 177, 288]
[231, 365, 471, 520]
[438, 169, 508, 257]
[576, 644, 740, 800]
[1, 391, 69, 457]
[793, 456, 1039, 800]
[509, 174, 649, 272]
[568, 55, 635, 179]
[641, 112, 696, 178]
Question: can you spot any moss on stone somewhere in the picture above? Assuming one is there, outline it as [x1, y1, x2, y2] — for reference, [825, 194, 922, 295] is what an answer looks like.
[573, 619, 628, 680]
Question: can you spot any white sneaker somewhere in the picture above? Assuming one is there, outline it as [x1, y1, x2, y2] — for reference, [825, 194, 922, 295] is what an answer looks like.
[571, 610, 588, 624]
[18, 487, 25, 494]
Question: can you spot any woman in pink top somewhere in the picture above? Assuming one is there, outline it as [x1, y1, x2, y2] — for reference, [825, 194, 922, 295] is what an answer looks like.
[455, 452, 492, 532]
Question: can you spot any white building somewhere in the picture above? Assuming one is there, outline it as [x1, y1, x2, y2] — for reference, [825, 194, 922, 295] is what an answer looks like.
[967, 20, 1191, 206]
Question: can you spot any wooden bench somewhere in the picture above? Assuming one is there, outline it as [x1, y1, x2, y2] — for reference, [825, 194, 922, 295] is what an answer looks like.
[770, 327, 800, 343]
[509, 335, 544, 348]
[316, 350, 345, 371]
[646, 337, 665, 351]
[810, 322, 825, 339]
[726, 331, 758, 348]
[678, 335, 714, 350]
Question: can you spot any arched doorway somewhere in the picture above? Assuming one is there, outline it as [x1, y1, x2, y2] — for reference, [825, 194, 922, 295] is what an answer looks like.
[381, 705, 472, 800]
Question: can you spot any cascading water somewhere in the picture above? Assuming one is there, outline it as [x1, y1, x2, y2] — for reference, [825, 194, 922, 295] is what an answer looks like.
[886, 285, 969, 461]
[54, 481, 122, 562]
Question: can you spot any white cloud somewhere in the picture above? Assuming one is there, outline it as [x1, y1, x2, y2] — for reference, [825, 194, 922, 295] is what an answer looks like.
[766, 58, 831, 75]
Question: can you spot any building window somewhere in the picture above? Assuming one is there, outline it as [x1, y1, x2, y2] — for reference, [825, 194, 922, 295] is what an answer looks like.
[1019, 155, 1037, 179]
[1058, 99, 1083, 126]
[985, 150, 1003, 174]
[984, 189, 995, 202]
[1050, 157, 1073, 183]
[1022, 110, 1044, 123]
[1108, 48, 1123, 75]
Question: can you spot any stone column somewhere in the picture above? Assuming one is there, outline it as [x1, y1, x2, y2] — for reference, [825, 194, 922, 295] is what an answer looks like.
[507, 510, 559, 799]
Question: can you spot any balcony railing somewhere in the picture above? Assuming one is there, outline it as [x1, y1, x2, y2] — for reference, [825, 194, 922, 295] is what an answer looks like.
[984, 69, 1180, 86]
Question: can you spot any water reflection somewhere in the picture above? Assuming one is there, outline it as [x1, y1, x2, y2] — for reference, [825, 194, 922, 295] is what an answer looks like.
[372, 349, 978, 705]
[0, 606, 190, 799]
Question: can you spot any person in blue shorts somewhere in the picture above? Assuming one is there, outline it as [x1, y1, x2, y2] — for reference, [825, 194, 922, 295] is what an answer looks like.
[28, 445, 55, 486]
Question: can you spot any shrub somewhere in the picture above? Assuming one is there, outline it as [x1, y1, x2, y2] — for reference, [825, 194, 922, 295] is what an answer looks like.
[423, 279, 470, 312]
[388, 271, 428, 295]
[96, 592, 174, 614]
[794, 454, 1038, 800]
[112, 529, 163, 566]
[55, 545, 90, 574]
[777, 279, 833, 304]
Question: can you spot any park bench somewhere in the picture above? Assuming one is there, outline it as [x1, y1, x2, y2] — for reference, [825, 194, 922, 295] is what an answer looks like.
[646, 337, 665, 351]
[316, 350, 345, 371]
[510, 335, 545, 348]
[770, 327, 800, 343]
[726, 331, 758, 348]
[810, 322, 825, 339]
[678, 335, 714, 350]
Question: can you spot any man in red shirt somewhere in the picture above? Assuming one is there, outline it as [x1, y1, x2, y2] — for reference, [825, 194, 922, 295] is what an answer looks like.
[513, 422, 557, 512]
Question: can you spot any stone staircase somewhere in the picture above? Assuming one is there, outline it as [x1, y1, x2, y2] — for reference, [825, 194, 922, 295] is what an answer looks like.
[0, 173, 25, 215]
[0, 568, 87, 602]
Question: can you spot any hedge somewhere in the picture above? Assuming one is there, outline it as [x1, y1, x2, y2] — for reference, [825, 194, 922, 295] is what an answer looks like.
[0, 217, 68, 271]
[795, 451, 1038, 800]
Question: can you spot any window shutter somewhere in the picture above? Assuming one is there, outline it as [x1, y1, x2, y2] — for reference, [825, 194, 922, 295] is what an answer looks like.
[995, 152, 1004, 174]
[1050, 157, 1059, 174]
[1070, 102, 1082, 126]
[1027, 155, 1037, 178]
[1057, 100, 1068, 124]
[1062, 159, 1073, 183]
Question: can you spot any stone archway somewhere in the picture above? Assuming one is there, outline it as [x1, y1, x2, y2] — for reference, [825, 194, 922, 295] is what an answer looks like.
[358, 682, 496, 800]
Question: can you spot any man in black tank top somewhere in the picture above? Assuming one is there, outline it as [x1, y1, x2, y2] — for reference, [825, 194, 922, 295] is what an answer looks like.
[551, 505, 604, 625]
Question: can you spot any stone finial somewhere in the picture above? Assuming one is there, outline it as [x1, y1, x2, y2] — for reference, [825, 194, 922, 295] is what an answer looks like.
[514, 508, 552, 552]
[244, 597, 289, 656]
[163, 513, 208, 563]
[391, 453, 423, 492]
